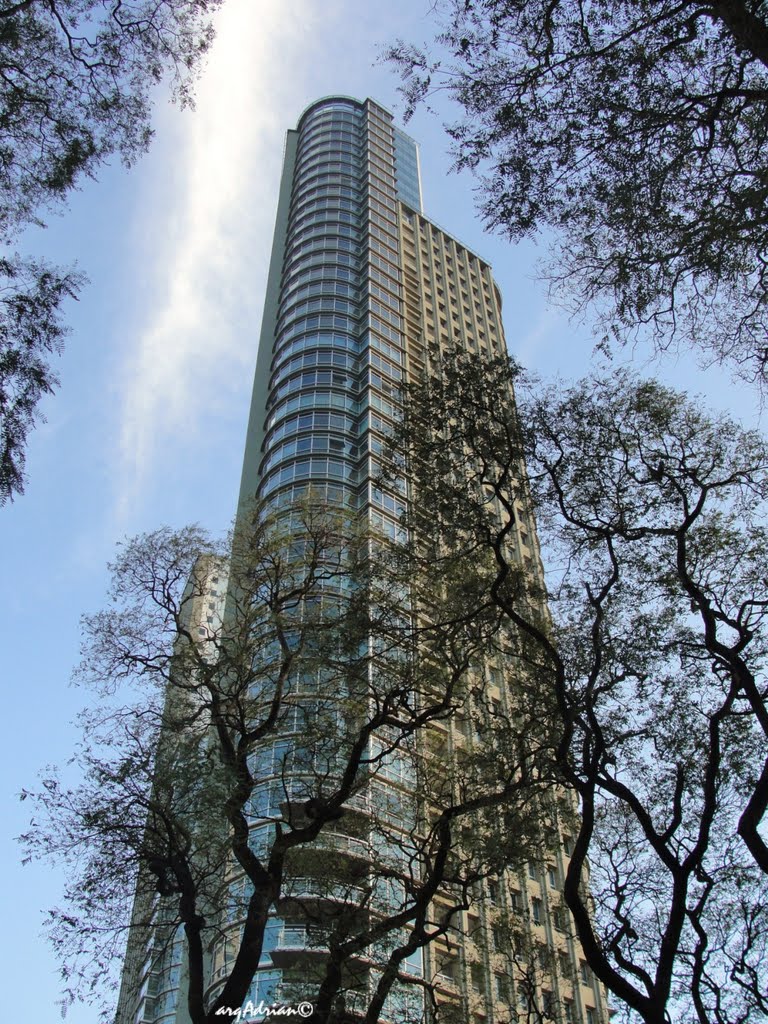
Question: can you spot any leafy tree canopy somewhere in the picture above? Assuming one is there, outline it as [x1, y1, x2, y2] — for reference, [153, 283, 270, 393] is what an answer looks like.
[393, 353, 768, 1023]
[21, 501, 561, 1024]
[0, 0, 222, 503]
[388, 0, 768, 389]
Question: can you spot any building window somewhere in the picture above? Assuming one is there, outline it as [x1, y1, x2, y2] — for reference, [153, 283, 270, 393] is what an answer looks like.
[532, 898, 542, 924]
[437, 959, 458, 987]
[495, 974, 511, 1003]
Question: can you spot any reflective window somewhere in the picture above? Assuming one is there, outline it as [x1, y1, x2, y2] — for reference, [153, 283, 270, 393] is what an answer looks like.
[273, 331, 359, 364]
[264, 409, 356, 450]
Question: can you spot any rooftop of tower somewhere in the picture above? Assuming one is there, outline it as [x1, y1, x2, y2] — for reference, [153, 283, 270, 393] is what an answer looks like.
[292, 94, 502, 294]
[295, 94, 417, 147]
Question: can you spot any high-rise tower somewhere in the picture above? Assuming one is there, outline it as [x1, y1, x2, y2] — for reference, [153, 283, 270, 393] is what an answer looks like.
[116, 96, 609, 1024]
[237, 95, 425, 518]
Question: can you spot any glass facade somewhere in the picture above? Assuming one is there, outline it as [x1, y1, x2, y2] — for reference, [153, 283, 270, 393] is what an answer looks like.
[393, 128, 422, 212]
[256, 98, 408, 541]
[220, 96, 420, 1022]
[116, 96, 609, 1024]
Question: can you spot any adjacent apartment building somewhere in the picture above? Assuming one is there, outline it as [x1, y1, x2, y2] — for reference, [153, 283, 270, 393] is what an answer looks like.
[116, 96, 609, 1024]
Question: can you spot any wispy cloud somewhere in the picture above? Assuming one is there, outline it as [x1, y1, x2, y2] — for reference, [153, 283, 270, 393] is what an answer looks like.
[116, 0, 318, 518]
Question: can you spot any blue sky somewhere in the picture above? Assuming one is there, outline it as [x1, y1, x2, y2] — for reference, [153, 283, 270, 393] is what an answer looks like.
[0, 2, 758, 1021]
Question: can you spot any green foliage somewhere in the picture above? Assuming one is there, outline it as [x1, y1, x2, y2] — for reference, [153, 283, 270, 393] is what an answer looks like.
[0, 0, 222, 238]
[21, 501, 555, 1024]
[0, 254, 85, 501]
[394, 351, 768, 1022]
[388, 0, 768, 387]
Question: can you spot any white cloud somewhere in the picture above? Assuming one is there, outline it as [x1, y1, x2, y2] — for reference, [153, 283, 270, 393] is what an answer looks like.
[112, 0, 447, 522]
[116, 0, 320, 517]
